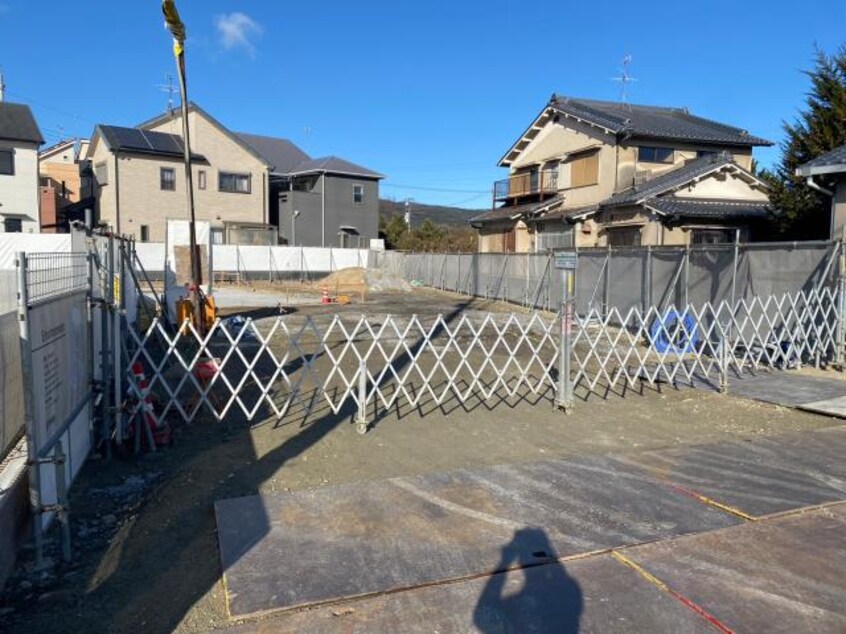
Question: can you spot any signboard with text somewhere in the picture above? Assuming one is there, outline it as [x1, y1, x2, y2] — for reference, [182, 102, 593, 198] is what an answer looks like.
[554, 251, 579, 270]
[28, 291, 87, 453]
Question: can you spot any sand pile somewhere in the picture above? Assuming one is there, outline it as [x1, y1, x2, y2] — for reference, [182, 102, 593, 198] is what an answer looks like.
[315, 267, 411, 293]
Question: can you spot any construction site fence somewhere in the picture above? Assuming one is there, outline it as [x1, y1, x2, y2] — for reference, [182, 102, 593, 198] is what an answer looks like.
[134, 243, 373, 282]
[375, 242, 841, 315]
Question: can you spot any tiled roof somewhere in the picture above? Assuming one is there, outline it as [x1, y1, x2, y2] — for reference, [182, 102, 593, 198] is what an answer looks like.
[290, 155, 384, 179]
[796, 143, 846, 175]
[470, 196, 562, 224]
[233, 132, 311, 174]
[643, 198, 772, 219]
[549, 96, 772, 147]
[0, 102, 43, 144]
[603, 153, 739, 207]
[538, 203, 599, 221]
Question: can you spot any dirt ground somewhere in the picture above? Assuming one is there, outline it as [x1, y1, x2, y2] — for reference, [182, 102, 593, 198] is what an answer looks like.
[0, 291, 842, 633]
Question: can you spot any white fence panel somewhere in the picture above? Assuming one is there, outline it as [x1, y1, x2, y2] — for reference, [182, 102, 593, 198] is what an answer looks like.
[0, 234, 71, 270]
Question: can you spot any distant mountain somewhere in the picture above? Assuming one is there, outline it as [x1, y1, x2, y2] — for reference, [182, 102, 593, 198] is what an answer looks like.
[379, 199, 484, 227]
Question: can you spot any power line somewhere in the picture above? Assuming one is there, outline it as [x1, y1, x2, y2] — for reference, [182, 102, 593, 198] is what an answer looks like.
[3, 88, 94, 126]
[446, 192, 489, 207]
[382, 183, 489, 194]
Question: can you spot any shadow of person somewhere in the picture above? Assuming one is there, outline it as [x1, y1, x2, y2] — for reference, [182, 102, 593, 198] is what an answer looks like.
[473, 528, 583, 634]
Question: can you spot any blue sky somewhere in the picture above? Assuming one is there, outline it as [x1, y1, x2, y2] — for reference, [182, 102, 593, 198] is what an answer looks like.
[1, 1, 844, 208]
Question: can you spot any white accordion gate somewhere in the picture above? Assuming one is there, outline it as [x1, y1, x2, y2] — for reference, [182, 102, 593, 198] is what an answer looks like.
[124, 285, 843, 433]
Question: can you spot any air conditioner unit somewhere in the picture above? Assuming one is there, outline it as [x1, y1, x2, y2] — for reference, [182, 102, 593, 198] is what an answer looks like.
[634, 169, 654, 186]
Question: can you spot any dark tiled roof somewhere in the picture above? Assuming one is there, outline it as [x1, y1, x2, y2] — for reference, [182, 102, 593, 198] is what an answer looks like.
[796, 143, 846, 175]
[549, 95, 772, 147]
[96, 125, 206, 160]
[604, 153, 739, 207]
[0, 102, 43, 144]
[538, 203, 599, 221]
[643, 198, 772, 219]
[233, 132, 311, 174]
[290, 155, 384, 179]
[470, 196, 562, 224]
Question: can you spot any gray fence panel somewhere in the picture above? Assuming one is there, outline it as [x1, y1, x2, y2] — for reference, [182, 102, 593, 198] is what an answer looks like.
[687, 247, 735, 308]
[607, 252, 645, 315]
[744, 244, 833, 298]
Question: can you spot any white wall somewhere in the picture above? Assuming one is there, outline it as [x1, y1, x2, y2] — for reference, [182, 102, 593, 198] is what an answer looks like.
[134, 242, 370, 275]
[0, 141, 40, 232]
[0, 233, 71, 270]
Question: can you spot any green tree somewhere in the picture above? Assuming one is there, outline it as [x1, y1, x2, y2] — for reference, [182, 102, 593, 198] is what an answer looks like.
[761, 45, 846, 239]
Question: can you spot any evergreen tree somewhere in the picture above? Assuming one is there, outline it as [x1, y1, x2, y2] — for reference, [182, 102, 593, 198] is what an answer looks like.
[761, 45, 846, 239]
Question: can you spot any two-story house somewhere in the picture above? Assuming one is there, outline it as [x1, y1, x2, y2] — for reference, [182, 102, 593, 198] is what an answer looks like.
[0, 102, 43, 233]
[471, 95, 774, 251]
[39, 138, 94, 232]
[88, 102, 383, 245]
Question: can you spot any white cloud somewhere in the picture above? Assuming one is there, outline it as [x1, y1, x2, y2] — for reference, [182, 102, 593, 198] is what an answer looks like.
[215, 12, 263, 57]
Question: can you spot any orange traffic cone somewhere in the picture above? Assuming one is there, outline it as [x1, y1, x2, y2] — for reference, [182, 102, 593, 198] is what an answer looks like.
[321, 286, 331, 304]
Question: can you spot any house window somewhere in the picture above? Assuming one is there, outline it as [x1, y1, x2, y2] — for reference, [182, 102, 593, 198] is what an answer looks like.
[569, 150, 599, 188]
[198, 170, 207, 190]
[607, 227, 641, 246]
[95, 161, 108, 185]
[353, 184, 364, 204]
[140, 225, 150, 242]
[3, 217, 22, 233]
[160, 167, 176, 191]
[692, 229, 733, 245]
[638, 146, 674, 163]
[696, 150, 719, 159]
[211, 228, 225, 245]
[0, 149, 14, 175]
[219, 172, 251, 193]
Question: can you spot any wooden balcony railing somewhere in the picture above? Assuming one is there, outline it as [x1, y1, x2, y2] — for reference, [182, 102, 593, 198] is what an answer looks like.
[493, 169, 558, 201]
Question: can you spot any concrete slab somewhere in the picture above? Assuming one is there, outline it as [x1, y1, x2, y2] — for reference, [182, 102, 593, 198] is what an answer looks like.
[215, 455, 740, 620]
[626, 504, 846, 634]
[800, 395, 846, 418]
[623, 425, 846, 518]
[226, 553, 712, 633]
[695, 370, 846, 410]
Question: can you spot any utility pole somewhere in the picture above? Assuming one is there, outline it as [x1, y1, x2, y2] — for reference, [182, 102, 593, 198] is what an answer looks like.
[162, 0, 203, 334]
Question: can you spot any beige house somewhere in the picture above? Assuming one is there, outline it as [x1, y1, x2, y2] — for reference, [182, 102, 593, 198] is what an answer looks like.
[88, 104, 271, 243]
[471, 95, 774, 251]
[88, 103, 382, 245]
[796, 143, 846, 240]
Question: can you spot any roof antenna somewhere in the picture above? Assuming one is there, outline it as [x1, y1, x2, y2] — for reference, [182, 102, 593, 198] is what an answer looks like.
[155, 73, 177, 115]
[0, 68, 5, 102]
[610, 54, 637, 106]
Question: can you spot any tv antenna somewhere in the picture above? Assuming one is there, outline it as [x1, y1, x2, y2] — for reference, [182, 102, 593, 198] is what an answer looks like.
[610, 54, 637, 104]
[155, 74, 177, 114]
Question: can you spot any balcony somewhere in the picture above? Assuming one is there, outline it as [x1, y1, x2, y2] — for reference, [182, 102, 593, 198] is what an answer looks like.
[494, 169, 558, 202]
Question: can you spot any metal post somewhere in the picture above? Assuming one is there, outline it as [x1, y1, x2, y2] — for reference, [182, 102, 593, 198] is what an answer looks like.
[110, 235, 123, 446]
[102, 237, 113, 458]
[683, 245, 690, 307]
[603, 247, 611, 318]
[114, 237, 125, 445]
[54, 440, 71, 562]
[356, 360, 367, 435]
[16, 252, 46, 568]
[556, 267, 575, 412]
[729, 229, 740, 309]
[719, 325, 729, 394]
